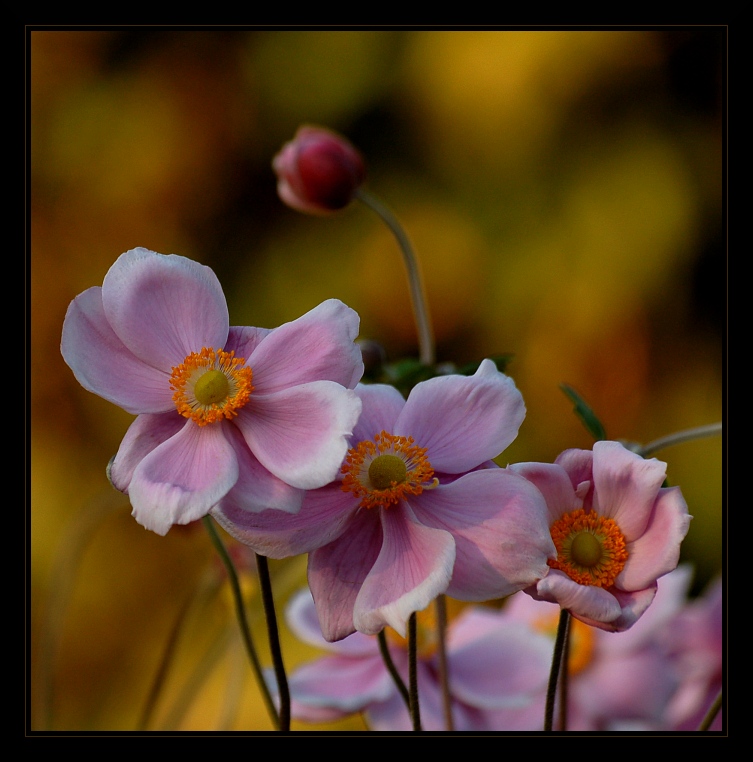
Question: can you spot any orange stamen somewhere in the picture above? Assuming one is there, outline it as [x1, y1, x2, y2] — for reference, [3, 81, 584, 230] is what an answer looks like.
[170, 347, 253, 426]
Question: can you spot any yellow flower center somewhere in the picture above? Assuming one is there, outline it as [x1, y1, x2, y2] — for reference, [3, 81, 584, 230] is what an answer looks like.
[170, 347, 253, 426]
[547, 508, 628, 588]
[341, 430, 438, 509]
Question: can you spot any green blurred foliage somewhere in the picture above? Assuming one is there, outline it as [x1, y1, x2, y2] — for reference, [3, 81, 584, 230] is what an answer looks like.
[30, 28, 724, 731]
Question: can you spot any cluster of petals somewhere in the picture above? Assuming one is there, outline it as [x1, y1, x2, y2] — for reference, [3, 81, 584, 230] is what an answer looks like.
[213, 360, 555, 641]
[272, 125, 366, 215]
[279, 588, 554, 731]
[61, 247, 363, 535]
[510, 441, 692, 632]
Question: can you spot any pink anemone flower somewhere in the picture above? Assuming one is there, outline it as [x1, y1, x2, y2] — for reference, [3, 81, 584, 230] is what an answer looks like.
[212, 360, 555, 641]
[61, 247, 363, 535]
[510, 441, 692, 632]
[280, 588, 554, 731]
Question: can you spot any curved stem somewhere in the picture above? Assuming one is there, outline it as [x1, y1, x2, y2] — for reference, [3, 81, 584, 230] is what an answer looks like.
[356, 188, 435, 366]
[637, 422, 722, 458]
[697, 688, 723, 731]
[202, 517, 280, 729]
[255, 554, 291, 732]
[377, 630, 411, 712]
[544, 609, 570, 732]
[407, 613, 423, 731]
[435, 595, 454, 731]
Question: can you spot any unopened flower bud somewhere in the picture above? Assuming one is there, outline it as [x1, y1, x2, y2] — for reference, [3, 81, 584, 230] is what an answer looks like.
[272, 125, 365, 214]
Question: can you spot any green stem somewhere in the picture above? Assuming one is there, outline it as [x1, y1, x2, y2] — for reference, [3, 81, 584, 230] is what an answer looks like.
[408, 612, 423, 731]
[356, 188, 435, 367]
[557, 617, 571, 732]
[697, 688, 723, 731]
[377, 630, 411, 713]
[202, 517, 280, 729]
[435, 595, 454, 731]
[255, 553, 291, 732]
[634, 422, 722, 458]
[544, 609, 570, 731]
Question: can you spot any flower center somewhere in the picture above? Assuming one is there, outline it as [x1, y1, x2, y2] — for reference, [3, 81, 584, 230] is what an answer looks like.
[341, 430, 438, 509]
[170, 347, 254, 426]
[547, 508, 628, 588]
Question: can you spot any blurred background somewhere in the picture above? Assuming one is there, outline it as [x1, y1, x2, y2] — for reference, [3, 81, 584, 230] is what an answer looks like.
[30, 28, 724, 731]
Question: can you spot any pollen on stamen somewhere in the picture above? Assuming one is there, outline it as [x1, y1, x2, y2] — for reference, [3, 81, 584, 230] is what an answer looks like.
[341, 430, 438, 510]
[170, 347, 254, 426]
[547, 508, 628, 588]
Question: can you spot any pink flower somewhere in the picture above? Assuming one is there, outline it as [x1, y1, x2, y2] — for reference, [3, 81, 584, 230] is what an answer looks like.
[272, 125, 365, 214]
[510, 441, 692, 632]
[281, 588, 554, 731]
[61, 247, 363, 535]
[213, 360, 555, 640]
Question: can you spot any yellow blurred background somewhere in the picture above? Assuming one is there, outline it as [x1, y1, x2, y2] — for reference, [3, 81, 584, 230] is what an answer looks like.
[29, 29, 724, 731]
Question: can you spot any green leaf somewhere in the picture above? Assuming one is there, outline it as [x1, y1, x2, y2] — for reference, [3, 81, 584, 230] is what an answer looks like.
[559, 384, 607, 442]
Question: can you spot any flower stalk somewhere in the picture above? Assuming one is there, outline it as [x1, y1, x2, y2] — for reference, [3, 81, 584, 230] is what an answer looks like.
[408, 612, 423, 731]
[544, 609, 570, 731]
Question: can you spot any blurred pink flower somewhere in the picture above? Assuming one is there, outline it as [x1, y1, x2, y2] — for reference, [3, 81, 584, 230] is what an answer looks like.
[62, 247, 363, 535]
[213, 360, 555, 640]
[281, 588, 553, 731]
[482, 566, 693, 731]
[510, 441, 691, 632]
[273, 125, 366, 214]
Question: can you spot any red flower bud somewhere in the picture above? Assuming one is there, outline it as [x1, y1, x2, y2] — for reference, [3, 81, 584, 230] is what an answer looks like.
[273, 125, 366, 214]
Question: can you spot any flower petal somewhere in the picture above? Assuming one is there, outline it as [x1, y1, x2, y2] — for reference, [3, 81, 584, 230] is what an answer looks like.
[508, 461, 582, 524]
[352, 384, 406, 442]
[101, 248, 229, 369]
[211, 483, 356, 559]
[248, 299, 363, 393]
[108, 412, 185, 492]
[590, 441, 668, 540]
[353, 503, 455, 637]
[395, 359, 525, 473]
[61, 287, 174, 413]
[531, 569, 623, 624]
[574, 585, 658, 633]
[225, 325, 273, 360]
[617, 486, 692, 590]
[128, 420, 238, 535]
[308, 508, 384, 642]
[410, 470, 554, 601]
[237, 382, 361, 489]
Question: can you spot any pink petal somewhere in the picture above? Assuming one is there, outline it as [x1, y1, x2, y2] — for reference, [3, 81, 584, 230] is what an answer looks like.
[448, 610, 553, 709]
[61, 287, 174, 413]
[617, 486, 692, 590]
[554, 448, 595, 492]
[352, 384, 406, 442]
[308, 508, 383, 642]
[575, 585, 658, 633]
[353, 503, 455, 637]
[590, 441, 668, 540]
[128, 420, 238, 535]
[247, 299, 363, 393]
[410, 470, 554, 601]
[212, 483, 356, 559]
[225, 325, 273, 359]
[395, 359, 526, 473]
[532, 569, 623, 624]
[101, 248, 229, 369]
[108, 412, 185, 492]
[237, 382, 361, 489]
[508, 461, 582, 524]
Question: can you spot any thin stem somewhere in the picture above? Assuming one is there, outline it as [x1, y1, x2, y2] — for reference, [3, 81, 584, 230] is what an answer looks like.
[435, 595, 454, 731]
[377, 630, 411, 713]
[255, 553, 291, 732]
[557, 618, 571, 732]
[544, 609, 570, 732]
[355, 188, 435, 366]
[697, 688, 723, 731]
[636, 422, 722, 458]
[407, 612, 423, 731]
[202, 517, 280, 730]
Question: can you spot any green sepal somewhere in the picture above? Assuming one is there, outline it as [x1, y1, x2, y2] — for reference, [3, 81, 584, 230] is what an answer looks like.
[559, 383, 607, 442]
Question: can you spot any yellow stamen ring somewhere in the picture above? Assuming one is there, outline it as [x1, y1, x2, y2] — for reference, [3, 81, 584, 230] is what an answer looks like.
[341, 430, 438, 510]
[547, 508, 628, 588]
[170, 347, 253, 426]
